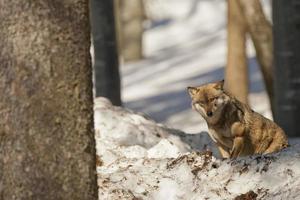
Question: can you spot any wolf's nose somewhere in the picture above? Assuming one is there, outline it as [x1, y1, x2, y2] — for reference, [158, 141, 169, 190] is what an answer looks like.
[207, 111, 213, 117]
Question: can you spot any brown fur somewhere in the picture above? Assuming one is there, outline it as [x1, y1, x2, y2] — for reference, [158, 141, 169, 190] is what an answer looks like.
[188, 80, 288, 158]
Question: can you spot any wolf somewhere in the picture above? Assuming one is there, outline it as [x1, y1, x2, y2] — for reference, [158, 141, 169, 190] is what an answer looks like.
[187, 80, 288, 158]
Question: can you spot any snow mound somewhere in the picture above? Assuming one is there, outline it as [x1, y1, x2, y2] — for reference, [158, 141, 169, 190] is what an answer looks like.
[94, 97, 300, 200]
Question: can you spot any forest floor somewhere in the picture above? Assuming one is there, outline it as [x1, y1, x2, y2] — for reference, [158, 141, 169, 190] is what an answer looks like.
[121, 0, 272, 133]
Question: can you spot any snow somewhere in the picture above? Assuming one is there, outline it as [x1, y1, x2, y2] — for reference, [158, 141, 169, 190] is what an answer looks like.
[95, 97, 300, 200]
[94, 97, 216, 160]
[121, 0, 272, 133]
[147, 139, 182, 159]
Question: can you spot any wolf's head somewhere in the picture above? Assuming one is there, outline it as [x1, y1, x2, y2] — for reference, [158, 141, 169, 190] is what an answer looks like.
[187, 80, 230, 123]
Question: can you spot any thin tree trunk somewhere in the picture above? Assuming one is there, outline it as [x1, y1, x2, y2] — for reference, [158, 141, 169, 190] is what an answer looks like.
[238, 0, 274, 115]
[114, 0, 123, 62]
[117, 0, 144, 62]
[0, 1, 98, 199]
[225, 0, 248, 104]
[90, 0, 122, 106]
[272, 0, 300, 137]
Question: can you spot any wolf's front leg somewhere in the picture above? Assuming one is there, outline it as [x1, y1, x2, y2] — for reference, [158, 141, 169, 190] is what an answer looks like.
[230, 137, 245, 158]
[230, 122, 246, 158]
[217, 145, 230, 158]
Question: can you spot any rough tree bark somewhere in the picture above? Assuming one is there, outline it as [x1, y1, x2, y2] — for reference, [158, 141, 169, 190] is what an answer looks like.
[225, 0, 248, 104]
[90, 0, 122, 106]
[116, 0, 145, 62]
[238, 0, 274, 115]
[0, 1, 98, 199]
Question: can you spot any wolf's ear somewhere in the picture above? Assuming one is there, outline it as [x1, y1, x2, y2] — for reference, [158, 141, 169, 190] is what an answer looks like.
[214, 80, 224, 91]
[187, 86, 198, 96]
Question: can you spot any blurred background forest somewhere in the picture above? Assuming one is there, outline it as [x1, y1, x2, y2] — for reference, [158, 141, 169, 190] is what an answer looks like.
[92, 0, 300, 136]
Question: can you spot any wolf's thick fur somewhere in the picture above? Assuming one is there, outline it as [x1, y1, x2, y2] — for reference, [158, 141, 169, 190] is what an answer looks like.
[188, 80, 288, 158]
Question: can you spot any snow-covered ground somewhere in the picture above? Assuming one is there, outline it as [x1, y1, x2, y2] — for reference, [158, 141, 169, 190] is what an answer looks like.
[94, 97, 300, 200]
[121, 0, 272, 133]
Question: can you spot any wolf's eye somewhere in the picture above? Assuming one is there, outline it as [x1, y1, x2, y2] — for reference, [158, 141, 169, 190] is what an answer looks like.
[209, 97, 218, 102]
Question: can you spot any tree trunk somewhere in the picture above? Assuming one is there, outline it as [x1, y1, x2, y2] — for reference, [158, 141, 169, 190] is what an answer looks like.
[114, 0, 122, 61]
[225, 0, 248, 104]
[272, 0, 300, 137]
[116, 0, 144, 62]
[0, 1, 98, 199]
[90, 0, 122, 106]
[238, 0, 274, 116]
